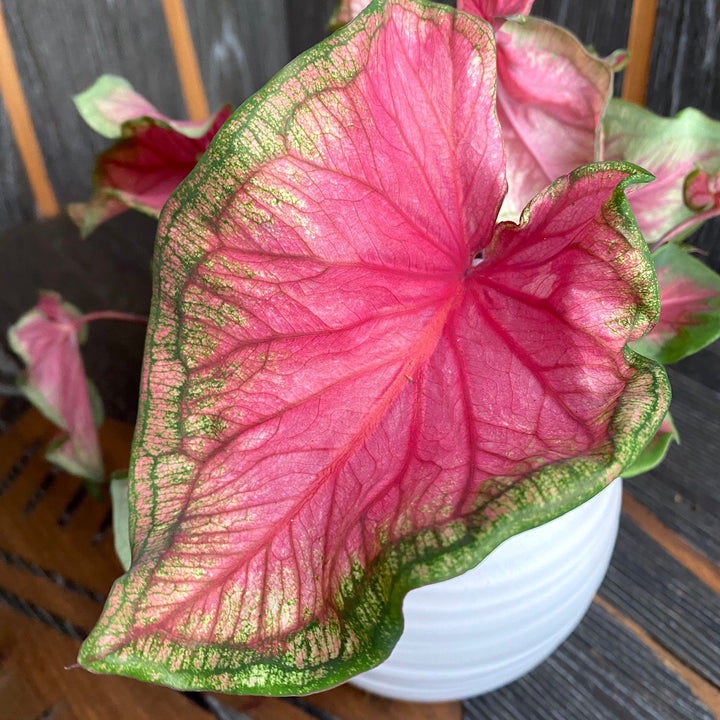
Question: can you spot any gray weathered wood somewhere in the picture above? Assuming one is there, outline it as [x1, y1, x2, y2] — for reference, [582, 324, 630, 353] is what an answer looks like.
[600, 515, 720, 687]
[532, 0, 632, 56]
[647, 0, 720, 272]
[0, 101, 35, 230]
[285, 0, 338, 58]
[625, 366, 720, 563]
[185, 0, 290, 111]
[1, 0, 185, 211]
[531, 0, 632, 98]
[463, 601, 715, 720]
[647, 0, 720, 119]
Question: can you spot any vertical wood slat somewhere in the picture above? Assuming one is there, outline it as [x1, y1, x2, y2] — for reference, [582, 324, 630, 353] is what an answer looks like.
[161, 0, 210, 121]
[0, 1, 59, 218]
[622, 0, 659, 105]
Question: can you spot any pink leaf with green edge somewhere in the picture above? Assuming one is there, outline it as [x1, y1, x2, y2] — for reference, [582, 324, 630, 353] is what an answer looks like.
[494, 17, 612, 220]
[684, 167, 720, 211]
[74, 107, 232, 237]
[7, 293, 104, 483]
[74, 75, 222, 140]
[623, 412, 678, 478]
[79, 0, 667, 695]
[603, 99, 720, 245]
[632, 243, 720, 364]
[458, 0, 533, 23]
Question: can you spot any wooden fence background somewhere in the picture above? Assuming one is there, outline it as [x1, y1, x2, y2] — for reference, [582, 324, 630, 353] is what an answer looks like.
[0, 0, 719, 261]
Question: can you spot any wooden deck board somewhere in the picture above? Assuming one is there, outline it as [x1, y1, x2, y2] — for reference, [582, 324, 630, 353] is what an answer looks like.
[463, 601, 716, 720]
[625, 366, 720, 563]
[600, 516, 720, 686]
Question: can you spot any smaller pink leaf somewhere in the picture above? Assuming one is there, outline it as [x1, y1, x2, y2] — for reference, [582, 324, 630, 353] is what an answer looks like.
[74, 75, 221, 140]
[7, 293, 103, 482]
[75, 107, 231, 237]
[603, 99, 720, 244]
[494, 18, 611, 220]
[458, 0, 534, 23]
[632, 243, 720, 364]
[684, 167, 720, 211]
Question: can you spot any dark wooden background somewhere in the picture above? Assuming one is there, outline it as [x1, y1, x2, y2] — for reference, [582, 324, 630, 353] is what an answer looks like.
[1, 2, 719, 720]
[2, 0, 720, 265]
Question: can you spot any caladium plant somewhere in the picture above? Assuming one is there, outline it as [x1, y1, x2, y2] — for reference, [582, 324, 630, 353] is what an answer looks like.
[77, 0, 668, 694]
[69, 75, 231, 237]
[5, 0, 720, 700]
[8, 293, 104, 483]
[7, 293, 145, 483]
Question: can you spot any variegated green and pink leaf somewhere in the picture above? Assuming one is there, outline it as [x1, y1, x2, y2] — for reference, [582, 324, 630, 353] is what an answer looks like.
[7, 293, 104, 482]
[71, 75, 231, 237]
[79, 0, 667, 695]
[604, 99, 720, 245]
[494, 16, 611, 219]
[330, 0, 610, 223]
[632, 243, 720, 365]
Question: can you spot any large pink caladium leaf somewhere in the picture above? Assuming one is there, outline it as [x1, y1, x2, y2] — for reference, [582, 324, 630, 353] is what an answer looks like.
[494, 17, 612, 220]
[7, 293, 103, 482]
[79, 0, 667, 694]
[72, 75, 231, 237]
[604, 99, 720, 245]
[632, 243, 720, 364]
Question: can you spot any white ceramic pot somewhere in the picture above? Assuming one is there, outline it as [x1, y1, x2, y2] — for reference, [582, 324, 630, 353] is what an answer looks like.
[351, 478, 623, 702]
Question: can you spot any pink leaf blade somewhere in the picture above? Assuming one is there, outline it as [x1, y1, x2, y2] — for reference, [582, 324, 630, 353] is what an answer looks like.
[79, 0, 667, 696]
[78, 107, 232, 234]
[495, 18, 612, 220]
[74, 74, 222, 140]
[632, 243, 720, 364]
[7, 293, 104, 482]
[603, 99, 720, 244]
[458, 0, 534, 23]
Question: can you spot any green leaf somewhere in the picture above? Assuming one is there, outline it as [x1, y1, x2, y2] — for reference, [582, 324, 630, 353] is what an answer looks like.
[110, 471, 132, 571]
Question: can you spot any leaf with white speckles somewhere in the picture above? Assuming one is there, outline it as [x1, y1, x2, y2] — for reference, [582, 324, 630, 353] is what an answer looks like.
[80, 0, 668, 695]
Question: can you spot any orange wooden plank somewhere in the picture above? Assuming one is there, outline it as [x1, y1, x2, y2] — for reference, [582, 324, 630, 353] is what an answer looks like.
[621, 0, 659, 105]
[161, 0, 210, 121]
[0, 1, 59, 217]
[595, 596, 720, 717]
[622, 492, 720, 595]
[309, 682, 462, 720]
[0, 608, 214, 720]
